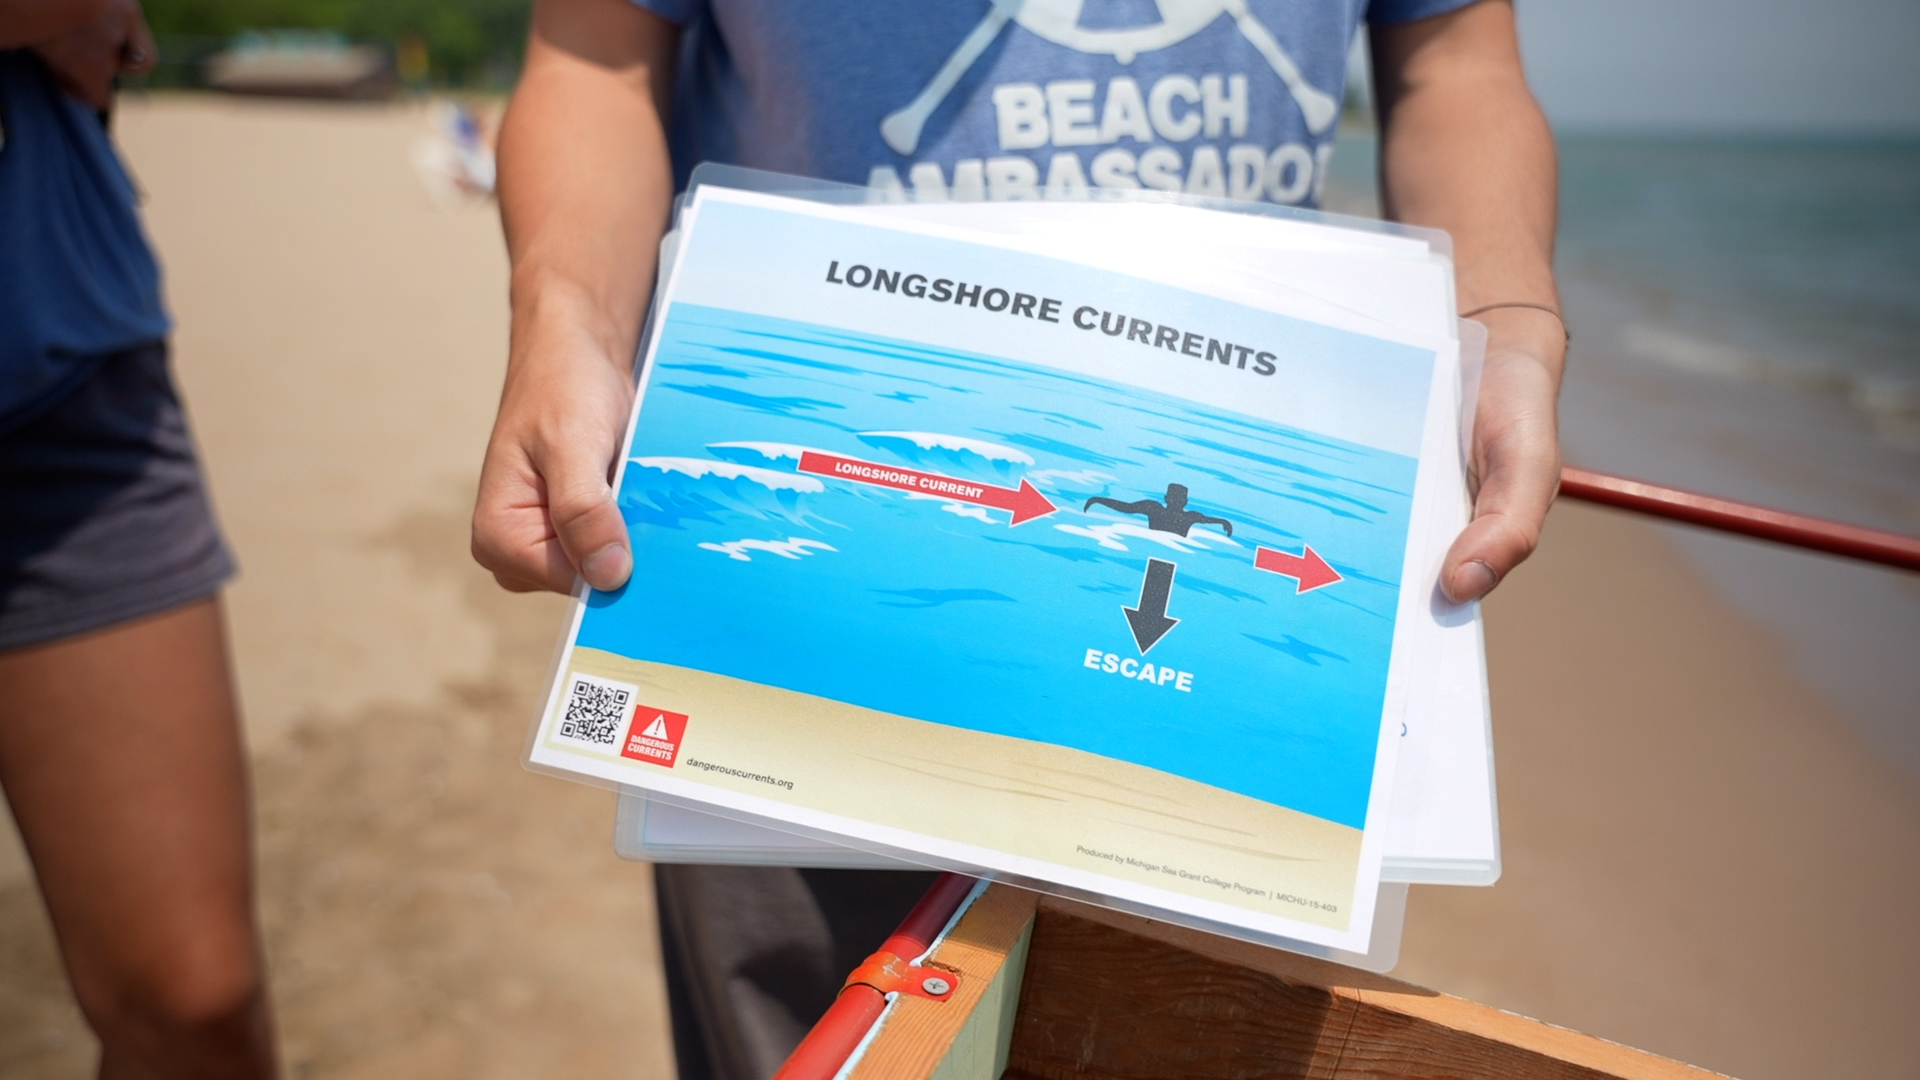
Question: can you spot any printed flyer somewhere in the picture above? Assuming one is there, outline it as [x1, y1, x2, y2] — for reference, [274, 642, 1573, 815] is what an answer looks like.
[528, 186, 1457, 951]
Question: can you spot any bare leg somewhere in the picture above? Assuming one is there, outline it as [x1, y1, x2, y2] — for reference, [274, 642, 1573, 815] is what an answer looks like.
[0, 598, 276, 1079]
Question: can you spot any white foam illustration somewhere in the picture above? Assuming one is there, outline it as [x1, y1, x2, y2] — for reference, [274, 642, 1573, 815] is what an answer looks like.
[904, 491, 996, 523]
[1054, 521, 1242, 553]
[696, 537, 839, 562]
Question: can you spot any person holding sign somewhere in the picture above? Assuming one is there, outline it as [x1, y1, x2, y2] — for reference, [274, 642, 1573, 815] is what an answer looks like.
[475, 1, 1564, 1075]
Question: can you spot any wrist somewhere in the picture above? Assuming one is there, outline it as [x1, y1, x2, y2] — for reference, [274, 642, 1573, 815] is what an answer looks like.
[1474, 305, 1567, 380]
[507, 271, 638, 378]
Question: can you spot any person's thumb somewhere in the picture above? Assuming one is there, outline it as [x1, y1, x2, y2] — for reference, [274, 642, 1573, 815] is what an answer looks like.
[545, 453, 632, 592]
[1440, 448, 1558, 603]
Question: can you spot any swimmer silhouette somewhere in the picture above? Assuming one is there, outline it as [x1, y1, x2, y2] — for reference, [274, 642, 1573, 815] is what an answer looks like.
[1083, 484, 1234, 538]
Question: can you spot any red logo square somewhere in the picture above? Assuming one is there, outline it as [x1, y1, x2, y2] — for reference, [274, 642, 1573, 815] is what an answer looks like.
[621, 706, 689, 767]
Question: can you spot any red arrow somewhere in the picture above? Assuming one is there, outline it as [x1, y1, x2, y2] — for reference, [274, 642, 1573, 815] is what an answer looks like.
[1254, 545, 1343, 593]
[797, 451, 1058, 526]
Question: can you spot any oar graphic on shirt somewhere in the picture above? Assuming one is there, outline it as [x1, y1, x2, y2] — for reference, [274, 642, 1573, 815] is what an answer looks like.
[880, 0, 1341, 156]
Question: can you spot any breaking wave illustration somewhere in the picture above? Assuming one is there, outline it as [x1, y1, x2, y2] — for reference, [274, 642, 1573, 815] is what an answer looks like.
[631, 457, 821, 490]
[620, 457, 827, 530]
[856, 430, 1033, 478]
[705, 441, 822, 471]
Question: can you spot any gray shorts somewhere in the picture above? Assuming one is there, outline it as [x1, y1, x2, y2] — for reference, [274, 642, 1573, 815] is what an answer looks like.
[0, 342, 235, 650]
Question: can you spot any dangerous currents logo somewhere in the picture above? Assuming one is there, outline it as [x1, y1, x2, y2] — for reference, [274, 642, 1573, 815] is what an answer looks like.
[622, 706, 688, 767]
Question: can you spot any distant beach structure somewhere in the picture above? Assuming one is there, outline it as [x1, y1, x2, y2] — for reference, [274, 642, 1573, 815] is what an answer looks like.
[205, 31, 397, 100]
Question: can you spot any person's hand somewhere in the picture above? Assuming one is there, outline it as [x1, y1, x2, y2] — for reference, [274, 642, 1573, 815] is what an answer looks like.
[1440, 308, 1566, 603]
[472, 290, 637, 594]
[32, 0, 155, 111]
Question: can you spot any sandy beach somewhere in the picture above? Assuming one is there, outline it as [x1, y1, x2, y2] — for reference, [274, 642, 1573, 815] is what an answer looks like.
[2, 96, 1916, 1079]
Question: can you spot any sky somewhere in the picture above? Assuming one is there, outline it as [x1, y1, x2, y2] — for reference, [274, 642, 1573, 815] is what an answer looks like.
[1511, 0, 1920, 134]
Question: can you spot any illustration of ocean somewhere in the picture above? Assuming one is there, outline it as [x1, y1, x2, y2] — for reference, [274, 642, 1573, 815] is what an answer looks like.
[577, 304, 1422, 831]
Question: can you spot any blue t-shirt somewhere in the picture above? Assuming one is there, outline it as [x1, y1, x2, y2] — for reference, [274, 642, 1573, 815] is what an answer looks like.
[0, 50, 169, 434]
[633, 0, 1473, 204]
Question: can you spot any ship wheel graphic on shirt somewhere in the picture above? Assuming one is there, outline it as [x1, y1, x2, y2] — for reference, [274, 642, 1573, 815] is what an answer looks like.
[880, 0, 1341, 155]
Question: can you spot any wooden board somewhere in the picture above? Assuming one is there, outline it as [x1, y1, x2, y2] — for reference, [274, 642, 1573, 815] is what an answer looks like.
[1003, 897, 1735, 1080]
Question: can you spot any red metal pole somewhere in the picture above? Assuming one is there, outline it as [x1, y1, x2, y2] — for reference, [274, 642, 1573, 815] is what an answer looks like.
[775, 990, 890, 1080]
[1558, 466, 1920, 573]
[774, 873, 980, 1080]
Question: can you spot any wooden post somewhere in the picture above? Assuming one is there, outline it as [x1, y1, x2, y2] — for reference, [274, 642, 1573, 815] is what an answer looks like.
[846, 886, 1735, 1080]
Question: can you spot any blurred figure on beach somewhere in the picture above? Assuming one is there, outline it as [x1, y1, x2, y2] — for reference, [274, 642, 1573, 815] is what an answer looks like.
[412, 98, 500, 208]
[0, 2, 277, 1076]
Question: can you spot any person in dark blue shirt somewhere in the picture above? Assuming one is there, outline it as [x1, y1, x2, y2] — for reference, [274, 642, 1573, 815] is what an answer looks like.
[0, 3, 276, 1076]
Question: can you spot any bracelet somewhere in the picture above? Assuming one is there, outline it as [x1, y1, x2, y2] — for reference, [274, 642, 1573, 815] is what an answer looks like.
[1459, 301, 1570, 343]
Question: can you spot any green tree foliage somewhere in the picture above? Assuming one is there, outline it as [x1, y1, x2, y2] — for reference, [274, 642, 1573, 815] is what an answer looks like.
[143, 0, 532, 85]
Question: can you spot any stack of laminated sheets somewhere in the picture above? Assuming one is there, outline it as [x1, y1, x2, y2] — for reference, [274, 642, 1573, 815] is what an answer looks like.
[526, 166, 1496, 971]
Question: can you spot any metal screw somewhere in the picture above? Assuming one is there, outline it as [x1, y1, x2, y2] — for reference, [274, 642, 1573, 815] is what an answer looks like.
[921, 976, 951, 996]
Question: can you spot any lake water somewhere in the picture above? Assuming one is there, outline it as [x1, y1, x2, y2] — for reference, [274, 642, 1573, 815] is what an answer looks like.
[1329, 133, 1920, 781]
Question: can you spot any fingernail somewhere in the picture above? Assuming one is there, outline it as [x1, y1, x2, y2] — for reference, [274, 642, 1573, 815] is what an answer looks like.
[1449, 560, 1497, 602]
[581, 544, 631, 590]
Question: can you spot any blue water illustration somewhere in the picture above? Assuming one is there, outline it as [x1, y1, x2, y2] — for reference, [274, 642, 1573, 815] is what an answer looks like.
[579, 304, 1423, 829]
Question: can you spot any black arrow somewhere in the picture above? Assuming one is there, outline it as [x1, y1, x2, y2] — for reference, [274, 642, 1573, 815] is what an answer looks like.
[1123, 558, 1180, 654]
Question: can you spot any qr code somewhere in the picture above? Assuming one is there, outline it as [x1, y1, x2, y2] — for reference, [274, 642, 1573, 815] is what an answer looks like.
[557, 674, 638, 749]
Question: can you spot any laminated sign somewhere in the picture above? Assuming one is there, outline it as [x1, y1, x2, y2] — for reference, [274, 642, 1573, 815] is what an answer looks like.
[529, 175, 1482, 955]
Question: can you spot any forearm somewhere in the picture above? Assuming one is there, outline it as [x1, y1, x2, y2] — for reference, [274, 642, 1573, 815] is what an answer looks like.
[1372, 0, 1566, 370]
[1369, 0, 1565, 599]
[474, 0, 679, 594]
[498, 0, 679, 379]
[0, 0, 109, 48]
